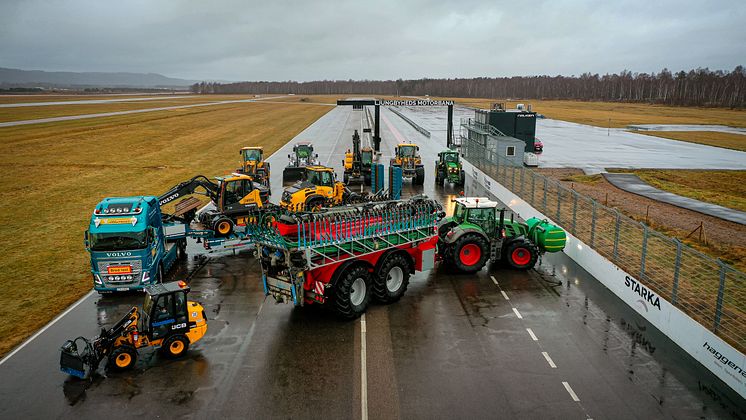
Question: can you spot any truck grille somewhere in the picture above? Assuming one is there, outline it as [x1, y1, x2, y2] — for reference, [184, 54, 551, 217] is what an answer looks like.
[97, 260, 142, 274]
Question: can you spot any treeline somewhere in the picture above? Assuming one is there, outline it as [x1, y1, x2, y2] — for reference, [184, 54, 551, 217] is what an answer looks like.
[192, 67, 746, 108]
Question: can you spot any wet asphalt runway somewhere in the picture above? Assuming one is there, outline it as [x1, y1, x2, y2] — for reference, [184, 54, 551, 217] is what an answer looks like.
[0, 106, 744, 419]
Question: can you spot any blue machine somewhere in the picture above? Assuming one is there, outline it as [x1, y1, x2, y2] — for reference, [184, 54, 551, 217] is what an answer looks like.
[388, 165, 402, 200]
[371, 163, 385, 194]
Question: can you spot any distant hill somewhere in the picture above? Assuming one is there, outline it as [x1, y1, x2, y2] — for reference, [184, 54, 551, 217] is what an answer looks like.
[0, 67, 198, 88]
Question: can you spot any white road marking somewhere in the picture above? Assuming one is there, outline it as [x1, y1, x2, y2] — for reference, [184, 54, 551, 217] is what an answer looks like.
[490, 275, 498, 285]
[501, 290, 510, 300]
[361, 313, 368, 420]
[512, 307, 523, 319]
[526, 328, 538, 341]
[562, 382, 580, 402]
[542, 352, 557, 368]
[0, 290, 94, 366]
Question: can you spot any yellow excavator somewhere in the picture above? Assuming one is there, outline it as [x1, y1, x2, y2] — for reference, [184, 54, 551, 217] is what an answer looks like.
[237, 146, 271, 190]
[280, 166, 360, 212]
[60, 281, 207, 379]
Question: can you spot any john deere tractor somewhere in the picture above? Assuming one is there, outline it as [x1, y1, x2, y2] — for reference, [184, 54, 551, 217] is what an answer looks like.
[435, 149, 465, 186]
[438, 197, 566, 273]
[281, 166, 361, 212]
[60, 281, 207, 379]
[390, 143, 424, 185]
[238, 146, 270, 189]
[283, 142, 319, 183]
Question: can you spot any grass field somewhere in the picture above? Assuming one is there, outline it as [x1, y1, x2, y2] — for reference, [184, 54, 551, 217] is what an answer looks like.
[0, 100, 331, 356]
[635, 131, 746, 152]
[624, 169, 746, 212]
[0, 94, 189, 104]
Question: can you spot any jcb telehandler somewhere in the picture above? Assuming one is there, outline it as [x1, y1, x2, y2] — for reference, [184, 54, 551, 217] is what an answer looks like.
[280, 166, 362, 212]
[343, 130, 373, 185]
[237, 146, 270, 190]
[434, 149, 465, 186]
[160, 173, 269, 237]
[60, 281, 207, 379]
[283, 141, 319, 183]
[390, 143, 425, 185]
[438, 197, 567, 273]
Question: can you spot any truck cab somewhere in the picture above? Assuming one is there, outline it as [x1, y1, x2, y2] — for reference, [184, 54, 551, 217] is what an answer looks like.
[86, 196, 184, 293]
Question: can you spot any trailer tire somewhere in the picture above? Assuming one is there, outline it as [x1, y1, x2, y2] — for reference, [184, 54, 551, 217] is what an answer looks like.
[161, 335, 190, 358]
[108, 346, 137, 371]
[333, 265, 371, 319]
[505, 239, 539, 270]
[373, 253, 411, 304]
[453, 233, 489, 273]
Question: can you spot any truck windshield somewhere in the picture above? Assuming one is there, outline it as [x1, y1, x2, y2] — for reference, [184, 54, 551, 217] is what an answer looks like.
[243, 149, 261, 161]
[90, 231, 147, 251]
[399, 145, 416, 157]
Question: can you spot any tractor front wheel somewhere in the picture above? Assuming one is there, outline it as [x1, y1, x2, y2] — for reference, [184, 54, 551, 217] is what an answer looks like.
[452, 234, 489, 273]
[505, 240, 539, 270]
[108, 346, 137, 371]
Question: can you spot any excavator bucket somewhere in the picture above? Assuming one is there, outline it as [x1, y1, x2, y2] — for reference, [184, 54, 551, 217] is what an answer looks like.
[282, 166, 305, 183]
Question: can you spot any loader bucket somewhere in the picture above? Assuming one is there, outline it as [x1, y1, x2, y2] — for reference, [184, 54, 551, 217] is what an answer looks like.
[282, 167, 305, 183]
[60, 340, 89, 379]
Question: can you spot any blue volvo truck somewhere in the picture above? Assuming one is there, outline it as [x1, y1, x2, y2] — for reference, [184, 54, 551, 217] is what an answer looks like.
[85, 196, 187, 293]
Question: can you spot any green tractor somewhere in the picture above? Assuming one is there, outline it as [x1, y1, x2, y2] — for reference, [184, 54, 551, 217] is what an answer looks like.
[435, 150, 465, 186]
[438, 197, 567, 273]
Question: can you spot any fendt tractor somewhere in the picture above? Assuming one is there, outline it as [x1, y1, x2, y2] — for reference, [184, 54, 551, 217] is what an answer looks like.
[438, 197, 567, 273]
[237, 146, 271, 189]
[60, 281, 207, 379]
[87, 174, 268, 292]
[390, 143, 425, 185]
[343, 130, 373, 185]
[283, 141, 318, 183]
[280, 166, 362, 212]
[434, 149, 465, 186]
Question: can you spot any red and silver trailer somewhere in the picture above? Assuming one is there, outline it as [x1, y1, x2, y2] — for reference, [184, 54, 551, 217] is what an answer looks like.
[254, 197, 443, 318]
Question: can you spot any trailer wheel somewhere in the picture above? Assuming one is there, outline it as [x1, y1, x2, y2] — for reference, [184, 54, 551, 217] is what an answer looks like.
[373, 253, 411, 303]
[108, 346, 137, 371]
[505, 240, 539, 270]
[333, 265, 371, 319]
[161, 335, 190, 358]
[453, 234, 489, 273]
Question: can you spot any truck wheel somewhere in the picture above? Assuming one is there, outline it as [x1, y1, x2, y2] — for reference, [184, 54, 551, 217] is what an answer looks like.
[505, 240, 539, 270]
[373, 253, 411, 303]
[333, 265, 371, 319]
[453, 234, 489, 273]
[161, 335, 190, 358]
[108, 346, 137, 371]
[213, 217, 234, 237]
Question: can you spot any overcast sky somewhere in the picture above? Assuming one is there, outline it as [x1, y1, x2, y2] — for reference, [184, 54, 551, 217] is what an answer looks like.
[1, 0, 744, 81]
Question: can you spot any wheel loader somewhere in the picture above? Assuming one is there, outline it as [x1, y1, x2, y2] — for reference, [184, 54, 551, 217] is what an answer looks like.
[390, 143, 424, 185]
[237, 146, 270, 189]
[280, 166, 362, 212]
[60, 281, 207, 379]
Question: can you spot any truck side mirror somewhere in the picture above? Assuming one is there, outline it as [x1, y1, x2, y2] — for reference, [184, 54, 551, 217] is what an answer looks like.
[84, 230, 89, 249]
[315, 154, 319, 158]
[394, 147, 398, 154]
[416, 146, 420, 151]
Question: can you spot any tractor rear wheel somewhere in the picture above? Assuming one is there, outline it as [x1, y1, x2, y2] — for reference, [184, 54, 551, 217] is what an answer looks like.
[161, 335, 190, 358]
[452, 234, 489, 273]
[333, 265, 371, 319]
[108, 346, 137, 371]
[373, 253, 411, 304]
[505, 240, 539, 270]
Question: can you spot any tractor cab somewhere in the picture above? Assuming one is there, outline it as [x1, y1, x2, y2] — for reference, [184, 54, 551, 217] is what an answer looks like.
[240, 146, 263, 164]
[294, 143, 316, 165]
[439, 150, 460, 164]
[142, 281, 192, 340]
[452, 197, 503, 237]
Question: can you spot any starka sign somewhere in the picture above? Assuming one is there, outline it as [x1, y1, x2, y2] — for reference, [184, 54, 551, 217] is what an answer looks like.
[375, 99, 455, 107]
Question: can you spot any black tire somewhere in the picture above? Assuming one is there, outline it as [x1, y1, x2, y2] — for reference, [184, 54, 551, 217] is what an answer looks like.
[332, 265, 371, 319]
[306, 197, 324, 212]
[415, 167, 425, 185]
[213, 217, 234, 237]
[343, 173, 349, 184]
[160, 334, 190, 358]
[459, 170, 465, 186]
[452, 233, 489, 273]
[373, 253, 411, 304]
[108, 346, 137, 371]
[504, 239, 539, 270]
[364, 174, 371, 186]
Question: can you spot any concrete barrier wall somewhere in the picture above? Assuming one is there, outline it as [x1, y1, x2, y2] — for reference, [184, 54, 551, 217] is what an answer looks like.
[461, 159, 746, 399]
